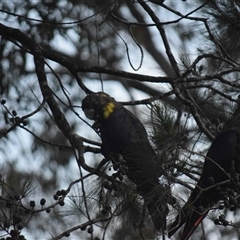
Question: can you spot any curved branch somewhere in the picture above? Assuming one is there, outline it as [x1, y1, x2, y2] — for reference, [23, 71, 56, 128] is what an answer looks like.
[137, 0, 180, 77]
[0, 23, 90, 173]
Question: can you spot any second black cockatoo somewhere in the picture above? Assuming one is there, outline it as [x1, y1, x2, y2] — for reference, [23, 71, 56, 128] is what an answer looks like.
[168, 101, 240, 240]
[82, 92, 171, 231]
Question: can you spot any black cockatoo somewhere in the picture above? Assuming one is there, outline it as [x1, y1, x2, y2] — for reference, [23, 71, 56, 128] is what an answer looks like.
[82, 92, 171, 231]
[168, 102, 240, 240]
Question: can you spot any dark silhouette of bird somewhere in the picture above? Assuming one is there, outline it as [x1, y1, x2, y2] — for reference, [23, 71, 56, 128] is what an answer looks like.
[168, 100, 240, 240]
[82, 92, 171, 231]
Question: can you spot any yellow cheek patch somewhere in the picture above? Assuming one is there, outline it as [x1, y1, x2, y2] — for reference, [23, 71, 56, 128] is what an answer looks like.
[103, 102, 115, 119]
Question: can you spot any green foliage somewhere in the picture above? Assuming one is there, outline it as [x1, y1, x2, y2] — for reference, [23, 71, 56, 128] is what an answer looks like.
[151, 103, 177, 149]
[150, 103, 187, 170]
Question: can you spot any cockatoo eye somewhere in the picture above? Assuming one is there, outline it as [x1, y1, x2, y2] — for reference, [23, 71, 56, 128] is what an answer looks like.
[84, 109, 95, 120]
